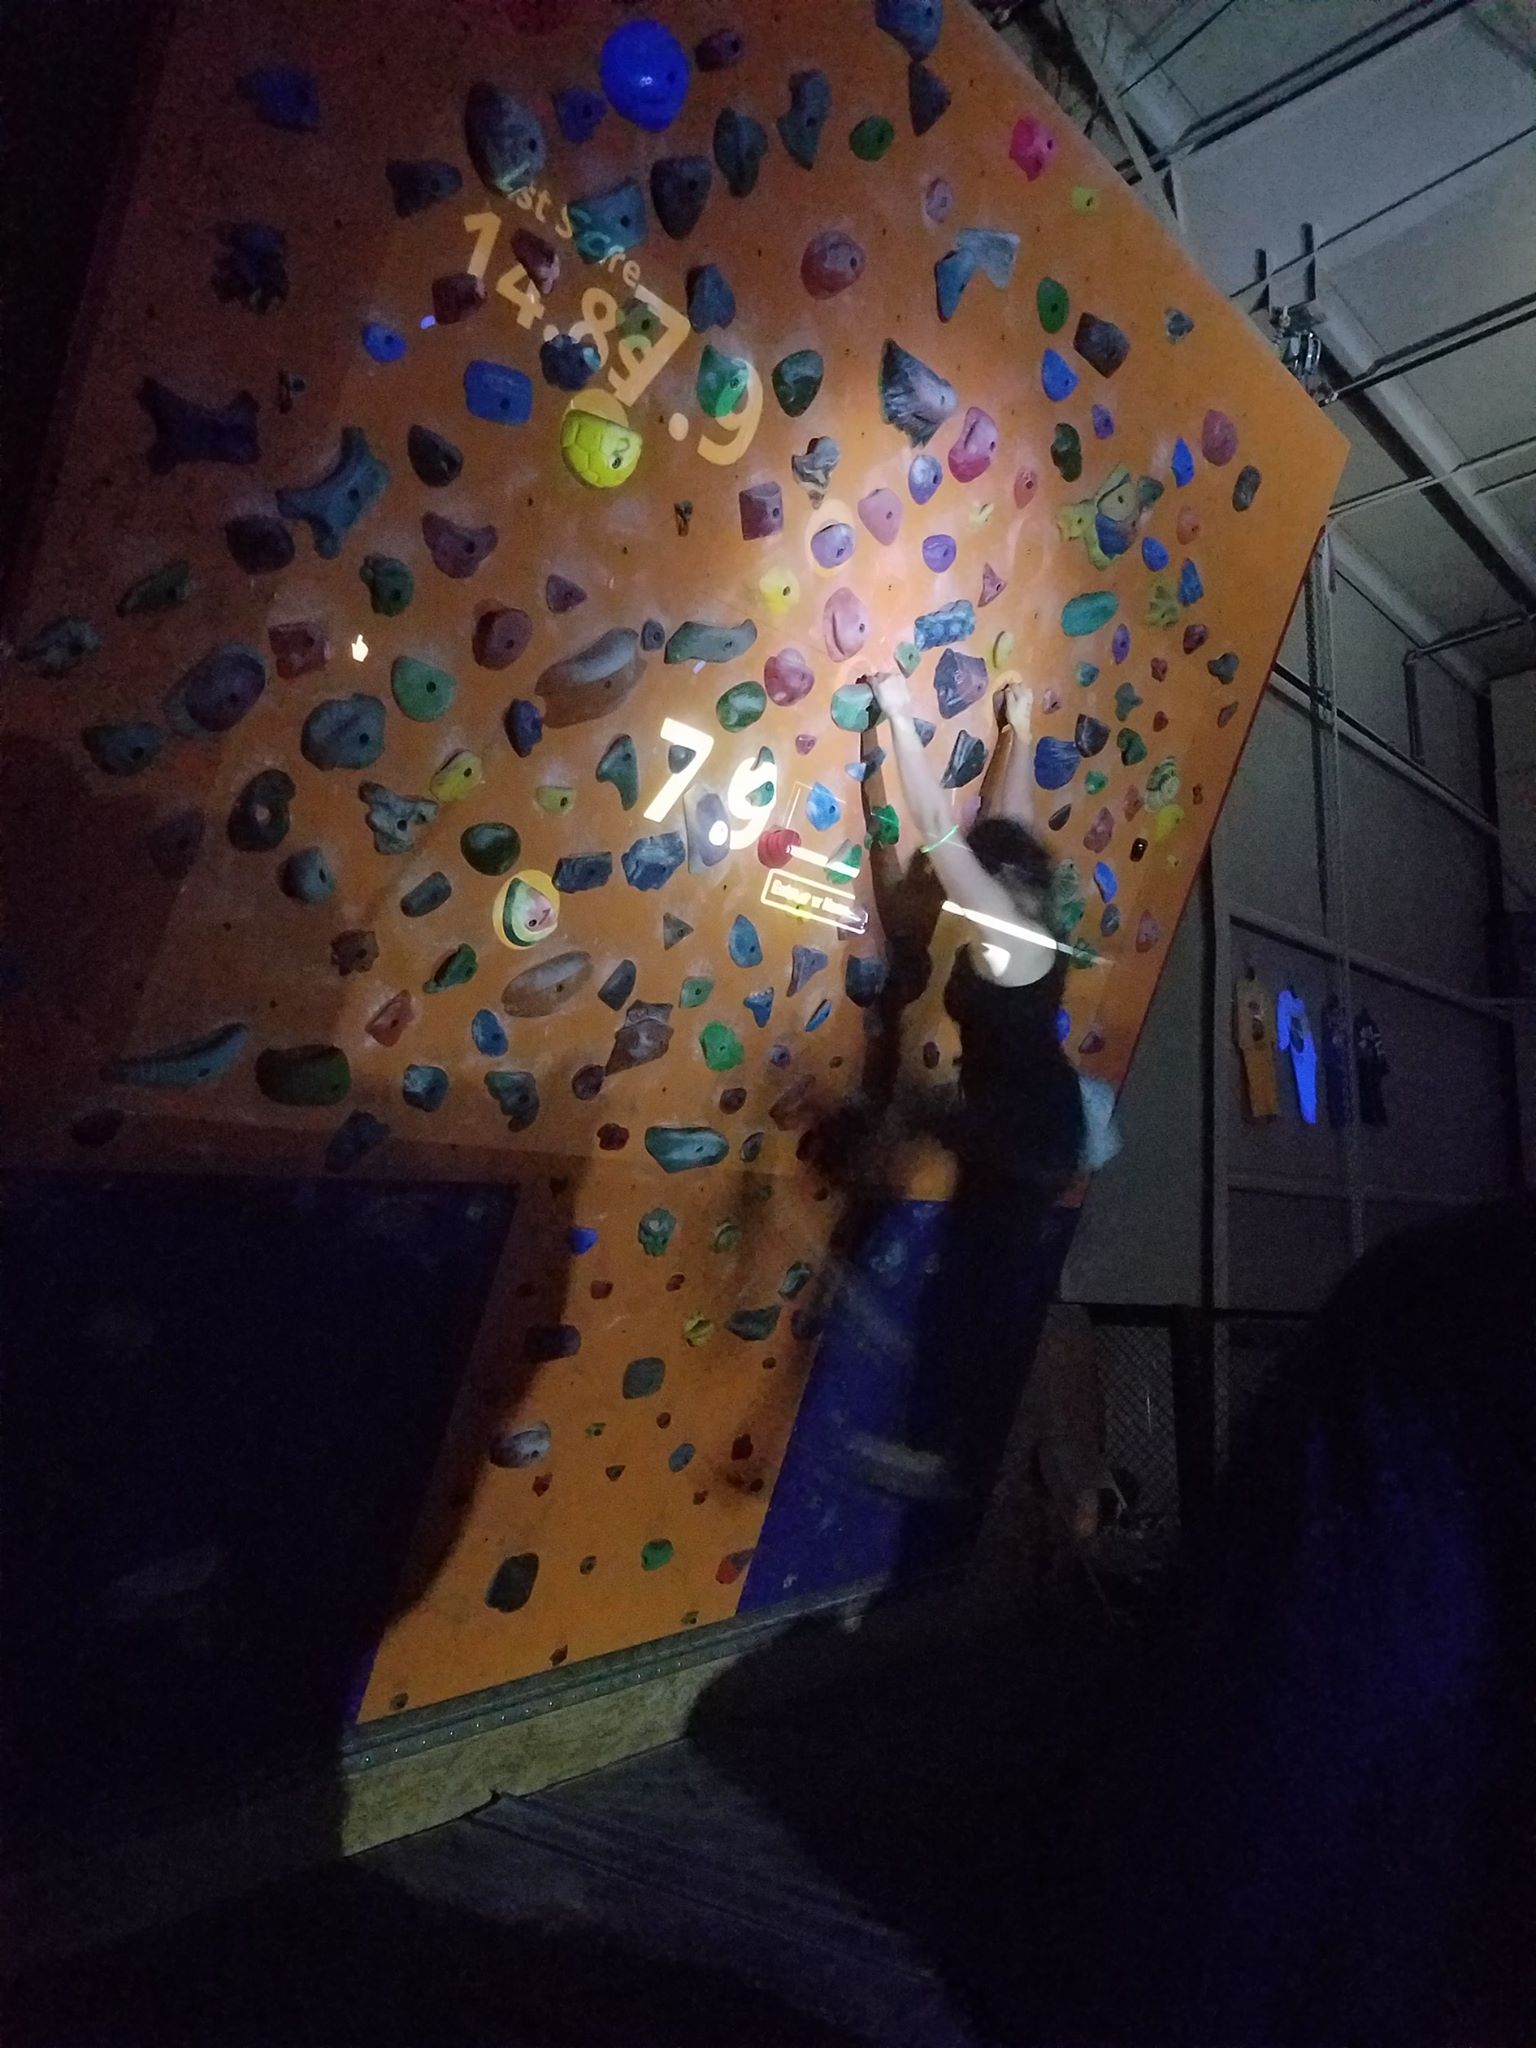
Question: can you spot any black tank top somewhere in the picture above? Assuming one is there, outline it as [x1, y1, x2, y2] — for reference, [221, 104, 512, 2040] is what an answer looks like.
[942, 943, 1084, 1192]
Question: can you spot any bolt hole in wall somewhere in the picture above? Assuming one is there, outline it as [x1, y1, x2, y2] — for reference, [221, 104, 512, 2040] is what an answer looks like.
[1, 0, 1342, 1780]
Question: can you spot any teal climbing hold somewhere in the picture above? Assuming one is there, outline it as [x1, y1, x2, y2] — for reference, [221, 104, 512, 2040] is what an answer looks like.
[644, 1126, 729, 1172]
[623, 1356, 666, 1399]
[680, 977, 714, 1009]
[596, 734, 639, 809]
[727, 915, 762, 967]
[726, 1305, 781, 1340]
[106, 1020, 249, 1087]
[637, 1208, 677, 1256]
[391, 655, 455, 721]
[1061, 592, 1119, 637]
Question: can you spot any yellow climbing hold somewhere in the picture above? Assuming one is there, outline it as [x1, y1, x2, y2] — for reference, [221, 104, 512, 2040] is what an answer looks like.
[429, 750, 484, 803]
[1072, 185, 1100, 214]
[561, 405, 642, 489]
[968, 500, 995, 528]
[991, 635, 1016, 673]
[1152, 803, 1184, 842]
[683, 1315, 715, 1347]
[757, 566, 800, 616]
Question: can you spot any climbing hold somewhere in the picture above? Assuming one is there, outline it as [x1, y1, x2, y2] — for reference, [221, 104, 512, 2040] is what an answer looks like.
[139, 378, 259, 473]
[275, 428, 387, 558]
[505, 700, 544, 758]
[1114, 682, 1143, 721]
[464, 83, 545, 195]
[256, 1043, 350, 1108]
[1082, 807, 1114, 855]
[1117, 728, 1148, 766]
[684, 786, 730, 873]
[812, 521, 855, 570]
[921, 533, 957, 575]
[1034, 736, 1080, 791]
[979, 564, 1006, 608]
[222, 515, 292, 577]
[1165, 307, 1194, 341]
[331, 931, 379, 980]
[322, 1109, 388, 1175]
[801, 230, 865, 300]
[935, 228, 1019, 320]
[1141, 537, 1169, 572]
[764, 648, 814, 706]
[942, 731, 986, 789]
[400, 872, 452, 919]
[539, 335, 599, 392]
[280, 846, 335, 904]
[1061, 591, 1119, 638]
[608, 1001, 675, 1074]
[495, 869, 558, 947]
[1232, 464, 1262, 511]
[545, 574, 587, 616]
[600, 19, 689, 131]
[1010, 115, 1055, 180]
[640, 1538, 675, 1571]
[1182, 623, 1208, 655]
[1207, 652, 1239, 684]
[364, 993, 419, 1051]
[388, 655, 454, 723]
[857, 488, 902, 546]
[948, 407, 997, 483]
[501, 950, 594, 1017]
[665, 618, 756, 665]
[850, 114, 895, 160]
[908, 61, 950, 134]
[641, 619, 666, 652]
[598, 960, 637, 1011]
[650, 155, 713, 241]
[823, 589, 868, 662]
[1178, 559, 1204, 608]
[227, 769, 295, 853]
[701, 1022, 744, 1072]
[387, 159, 462, 218]
[622, 831, 686, 891]
[686, 262, 735, 332]
[727, 915, 763, 969]
[469, 1009, 507, 1057]
[161, 644, 266, 739]
[880, 341, 956, 446]
[560, 407, 642, 487]
[470, 609, 529, 675]
[360, 554, 412, 617]
[829, 681, 876, 730]
[429, 755, 482, 814]
[145, 805, 205, 882]
[1135, 911, 1161, 954]
[645, 1127, 729, 1173]
[1201, 410, 1238, 466]
[771, 350, 823, 418]
[788, 943, 828, 996]
[267, 620, 327, 681]
[402, 1064, 449, 1114]
[1075, 715, 1109, 757]
[696, 25, 744, 69]
[462, 359, 534, 429]
[867, 802, 900, 847]
[485, 1068, 539, 1131]
[713, 106, 769, 197]
[106, 1020, 250, 1088]
[537, 628, 645, 728]
[430, 272, 485, 327]
[791, 438, 840, 504]
[595, 734, 640, 811]
[717, 681, 767, 732]
[552, 84, 606, 146]
[1092, 404, 1115, 440]
[569, 180, 648, 263]
[1171, 438, 1195, 487]
[922, 179, 955, 229]
[1074, 314, 1129, 379]
[1147, 581, 1179, 628]
[422, 511, 497, 579]
[623, 1355, 667, 1403]
[726, 1305, 781, 1342]
[117, 560, 192, 617]
[914, 599, 974, 650]
[490, 1423, 550, 1470]
[777, 68, 831, 169]
[909, 455, 943, 508]
[552, 852, 612, 893]
[934, 648, 988, 719]
[1050, 424, 1083, 483]
[1041, 349, 1078, 403]
[301, 695, 384, 771]
[697, 345, 751, 420]
[240, 65, 320, 131]
[738, 482, 783, 541]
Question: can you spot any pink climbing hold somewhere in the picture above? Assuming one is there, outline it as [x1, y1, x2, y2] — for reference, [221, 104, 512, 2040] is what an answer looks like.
[511, 229, 559, 296]
[1083, 807, 1113, 854]
[823, 587, 869, 661]
[1014, 464, 1039, 509]
[1010, 116, 1056, 181]
[801, 229, 866, 299]
[978, 563, 1006, 607]
[948, 406, 997, 483]
[1136, 910, 1162, 953]
[1201, 409, 1238, 466]
[764, 646, 815, 706]
[1041, 686, 1062, 714]
[1177, 505, 1201, 544]
[794, 732, 817, 754]
[858, 487, 903, 545]
[923, 177, 954, 225]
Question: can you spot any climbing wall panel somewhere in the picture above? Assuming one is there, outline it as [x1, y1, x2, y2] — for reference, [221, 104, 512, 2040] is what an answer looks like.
[0, 0, 1343, 1719]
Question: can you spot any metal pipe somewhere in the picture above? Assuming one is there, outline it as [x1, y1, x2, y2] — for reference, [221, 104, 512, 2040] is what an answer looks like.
[1331, 430, 1536, 519]
[1404, 613, 1536, 664]
[1328, 292, 1536, 403]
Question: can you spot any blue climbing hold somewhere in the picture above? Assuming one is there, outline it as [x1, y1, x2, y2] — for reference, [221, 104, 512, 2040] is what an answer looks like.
[506, 699, 543, 758]
[553, 87, 606, 144]
[845, 956, 887, 1007]
[362, 322, 406, 365]
[1056, 1009, 1071, 1044]
[1095, 513, 1132, 560]
[1178, 559, 1204, 606]
[805, 782, 841, 831]
[1034, 736, 1080, 791]
[789, 945, 828, 994]
[1172, 437, 1195, 487]
[728, 915, 762, 968]
[1076, 663, 1099, 687]
[240, 67, 320, 133]
[403, 1064, 449, 1112]
[1112, 625, 1131, 664]
[471, 1009, 508, 1056]
[909, 453, 942, 505]
[567, 1225, 599, 1255]
[600, 20, 690, 132]
[622, 831, 686, 890]
[743, 988, 774, 1027]
[805, 999, 832, 1032]
[1093, 861, 1117, 902]
[1141, 536, 1169, 571]
[914, 600, 975, 651]
[464, 360, 534, 426]
[541, 334, 600, 390]
[1041, 348, 1078, 402]
[1092, 404, 1114, 439]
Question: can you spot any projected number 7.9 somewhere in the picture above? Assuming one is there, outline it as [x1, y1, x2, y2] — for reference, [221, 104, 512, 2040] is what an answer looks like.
[642, 720, 778, 851]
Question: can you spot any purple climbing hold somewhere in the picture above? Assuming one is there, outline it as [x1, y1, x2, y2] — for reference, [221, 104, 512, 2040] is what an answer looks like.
[1073, 313, 1130, 378]
[923, 533, 956, 573]
[600, 19, 691, 133]
[942, 730, 986, 788]
[764, 648, 814, 706]
[811, 521, 854, 569]
[1075, 714, 1109, 757]
[407, 424, 463, 487]
[166, 644, 267, 736]
[1201, 409, 1238, 466]
[1041, 348, 1078, 402]
[138, 378, 258, 472]
[422, 511, 497, 578]
[923, 177, 954, 226]
[553, 86, 606, 144]
[933, 648, 987, 717]
[1092, 404, 1115, 440]
[908, 62, 950, 135]
[545, 573, 586, 613]
[505, 699, 543, 758]
[1112, 625, 1131, 664]
[909, 453, 942, 504]
[858, 488, 902, 545]
[1034, 735, 1079, 791]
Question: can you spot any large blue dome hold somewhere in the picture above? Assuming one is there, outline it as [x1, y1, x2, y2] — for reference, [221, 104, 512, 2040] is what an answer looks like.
[599, 20, 690, 132]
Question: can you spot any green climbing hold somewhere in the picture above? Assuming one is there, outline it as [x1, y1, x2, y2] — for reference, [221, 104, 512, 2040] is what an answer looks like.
[1036, 277, 1069, 333]
[700, 1021, 744, 1071]
[461, 822, 521, 875]
[849, 115, 895, 160]
[1050, 423, 1083, 482]
[424, 944, 477, 992]
[623, 1356, 666, 1400]
[679, 977, 713, 1009]
[644, 1126, 729, 1173]
[772, 349, 823, 418]
[637, 1207, 677, 1256]
[1084, 770, 1108, 795]
[1117, 727, 1148, 765]
[255, 1043, 351, 1107]
[697, 344, 751, 419]
[1061, 591, 1119, 637]
[780, 1261, 813, 1298]
[596, 734, 639, 809]
[684, 1316, 715, 1346]
[830, 681, 876, 731]
[867, 803, 900, 846]
[390, 655, 455, 721]
[118, 560, 192, 616]
[21, 617, 100, 676]
[894, 641, 921, 677]
[640, 1539, 675, 1571]
[716, 680, 766, 732]
[726, 1305, 781, 1341]
[711, 1221, 742, 1253]
[360, 554, 413, 616]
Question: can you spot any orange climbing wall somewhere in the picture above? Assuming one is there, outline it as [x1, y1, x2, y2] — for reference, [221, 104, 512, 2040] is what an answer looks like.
[0, 0, 1343, 1718]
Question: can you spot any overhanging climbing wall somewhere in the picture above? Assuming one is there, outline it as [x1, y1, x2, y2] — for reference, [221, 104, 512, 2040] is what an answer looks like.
[0, 0, 1343, 1720]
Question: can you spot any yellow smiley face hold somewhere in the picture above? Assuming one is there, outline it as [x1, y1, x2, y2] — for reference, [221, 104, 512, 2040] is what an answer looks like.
[494, 868, 559, 948]
[561, 392, 642, 490]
